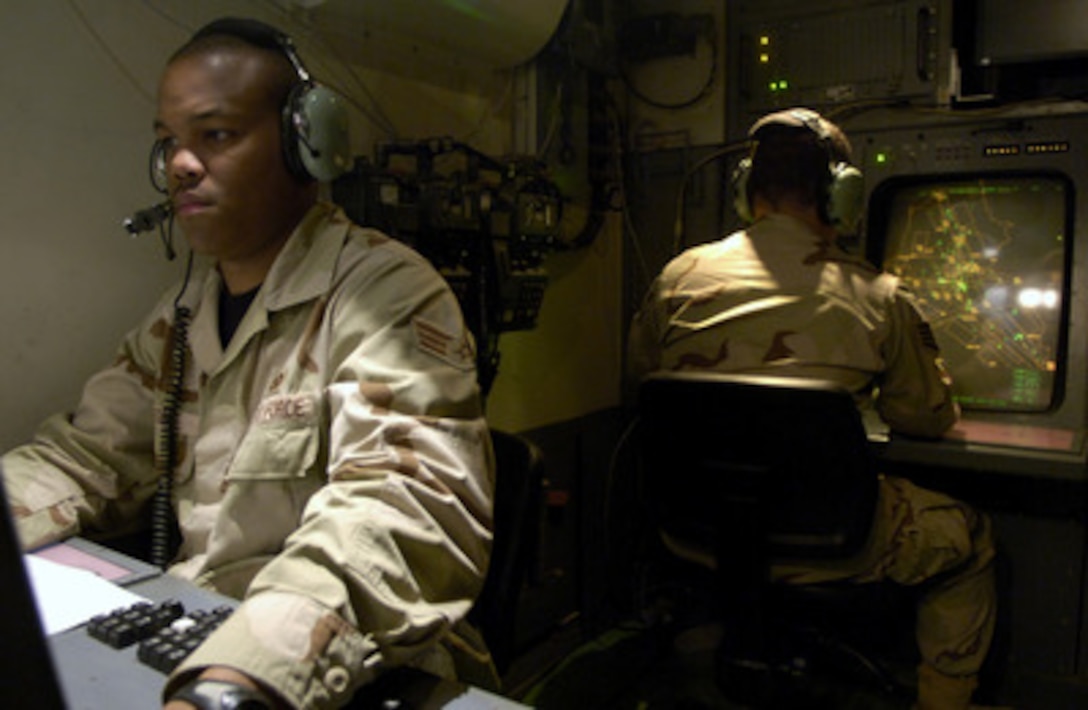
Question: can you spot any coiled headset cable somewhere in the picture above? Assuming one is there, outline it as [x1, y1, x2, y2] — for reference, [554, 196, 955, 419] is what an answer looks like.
[150, 251, 194, 569]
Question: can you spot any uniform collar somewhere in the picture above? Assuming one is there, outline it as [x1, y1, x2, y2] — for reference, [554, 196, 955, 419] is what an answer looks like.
[260, 200, 351, 312]
[188, 200, 351, 375]
[748, 212, 829, 246]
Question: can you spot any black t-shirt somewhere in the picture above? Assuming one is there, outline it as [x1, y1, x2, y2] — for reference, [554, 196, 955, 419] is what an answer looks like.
[218, 285, 259, 348]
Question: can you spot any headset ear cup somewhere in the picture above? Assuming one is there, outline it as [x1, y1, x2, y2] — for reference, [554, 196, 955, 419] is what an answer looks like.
[283, 84, 351, 182]
[826, 162, 865, 233]
[281, 83, 309, 181]
[732, 157, 754, 223]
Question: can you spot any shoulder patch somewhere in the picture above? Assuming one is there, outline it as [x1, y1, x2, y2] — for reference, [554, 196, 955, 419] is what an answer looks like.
[412, 316, 475, 370]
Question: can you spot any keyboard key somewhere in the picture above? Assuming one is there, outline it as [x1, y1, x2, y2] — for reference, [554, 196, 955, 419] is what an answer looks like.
[136, 604, 233, 673]
[86, 599, 184, 649]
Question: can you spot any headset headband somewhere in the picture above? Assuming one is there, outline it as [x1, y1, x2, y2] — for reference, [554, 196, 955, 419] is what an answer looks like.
[195, 18, 310, 80]
[152, 17, 350, 187]
[732, 107, 864, 232]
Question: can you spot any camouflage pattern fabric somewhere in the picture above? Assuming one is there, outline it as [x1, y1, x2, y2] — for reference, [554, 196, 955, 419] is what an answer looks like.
[2, 201, 497, 708]
[628, 213, 996, 683]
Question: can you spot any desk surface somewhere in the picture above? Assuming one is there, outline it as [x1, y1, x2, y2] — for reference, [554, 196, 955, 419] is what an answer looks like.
[49, 574, 231, 710]
[45, 539, 529, 709]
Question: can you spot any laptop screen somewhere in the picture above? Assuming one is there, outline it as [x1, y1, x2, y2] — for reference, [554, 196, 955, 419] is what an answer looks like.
[0, 470, 67, 708]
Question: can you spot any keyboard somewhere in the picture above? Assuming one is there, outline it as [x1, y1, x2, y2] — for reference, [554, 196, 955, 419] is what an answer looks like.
[86, 598, 233, 673]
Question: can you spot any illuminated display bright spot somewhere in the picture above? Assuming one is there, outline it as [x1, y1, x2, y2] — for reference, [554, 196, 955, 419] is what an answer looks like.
[1017, 288, 1060, 309]
[983, 285, 1009, 308]
[1019, 289, 1042, 308]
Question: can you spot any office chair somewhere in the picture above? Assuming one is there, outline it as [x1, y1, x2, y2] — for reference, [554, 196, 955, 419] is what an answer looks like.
[470, 429, 545, 678]
[636, 371, 910, 707]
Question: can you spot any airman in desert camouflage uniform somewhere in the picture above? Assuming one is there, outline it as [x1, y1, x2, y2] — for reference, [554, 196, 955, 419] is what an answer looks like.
[628, 108, 998, 710]
[3, 18, 494, 710]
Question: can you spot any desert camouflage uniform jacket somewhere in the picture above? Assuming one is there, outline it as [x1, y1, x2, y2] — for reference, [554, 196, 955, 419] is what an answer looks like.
[626, 215, 999, 684]
[2, 201, 496, 708]
[628, 212, 958, 437]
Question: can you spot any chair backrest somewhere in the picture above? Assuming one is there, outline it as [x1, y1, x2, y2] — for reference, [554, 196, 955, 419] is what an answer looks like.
[470, 429, 545, 677]
[637, 371, 878, 563]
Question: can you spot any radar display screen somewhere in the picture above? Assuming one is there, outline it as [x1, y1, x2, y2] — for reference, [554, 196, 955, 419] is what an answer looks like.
[874, 174, 1070, 412]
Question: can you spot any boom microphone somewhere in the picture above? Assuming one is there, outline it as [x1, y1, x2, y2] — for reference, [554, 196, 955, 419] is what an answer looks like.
[123, 201, 172, 236]
[123, 200, 176, 260]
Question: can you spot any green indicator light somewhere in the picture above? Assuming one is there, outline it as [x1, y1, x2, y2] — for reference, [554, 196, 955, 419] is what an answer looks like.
[875, 152, 888, 164]
[779, 79, 789, 89]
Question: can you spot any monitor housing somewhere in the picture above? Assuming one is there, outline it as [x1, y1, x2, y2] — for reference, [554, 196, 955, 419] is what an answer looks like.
[854, 110, 1088, 480]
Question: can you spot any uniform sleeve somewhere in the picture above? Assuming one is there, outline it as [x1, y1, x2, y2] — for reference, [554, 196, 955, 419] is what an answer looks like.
[876, 286, 960, 438]
[1, 299, 174, 550]
[168, 247, 496, 708]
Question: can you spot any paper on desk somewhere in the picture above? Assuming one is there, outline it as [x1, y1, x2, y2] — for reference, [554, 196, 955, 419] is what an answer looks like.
[25, 554, 145, 634]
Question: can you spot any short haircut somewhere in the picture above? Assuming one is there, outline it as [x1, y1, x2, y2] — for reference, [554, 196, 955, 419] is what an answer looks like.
[748, 119, 853, 215]
[167, 18, 299, 112]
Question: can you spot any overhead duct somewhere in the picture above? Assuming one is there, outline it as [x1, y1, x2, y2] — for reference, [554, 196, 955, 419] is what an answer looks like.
[293, 0, 571, 89]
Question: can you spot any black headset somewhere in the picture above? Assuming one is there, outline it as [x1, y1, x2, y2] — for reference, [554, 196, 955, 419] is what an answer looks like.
[731, 107, 864, 232]
[150, 17, 351, 192]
